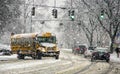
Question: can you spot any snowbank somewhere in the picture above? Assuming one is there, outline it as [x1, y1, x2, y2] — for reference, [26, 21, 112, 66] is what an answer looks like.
[0, 43, 10, 50]
[110, 52, 120, 63]
[60, 48, 72, 52]
[0, 54, 17, 61]
[0, 56, 60, 71]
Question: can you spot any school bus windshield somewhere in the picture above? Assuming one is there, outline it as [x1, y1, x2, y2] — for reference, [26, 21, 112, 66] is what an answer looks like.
[37, 36, 56, 43]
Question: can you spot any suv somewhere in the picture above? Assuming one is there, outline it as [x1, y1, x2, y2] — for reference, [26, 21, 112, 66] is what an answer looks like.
[84, 46, 96, 58]
[91, 47, 110, 62]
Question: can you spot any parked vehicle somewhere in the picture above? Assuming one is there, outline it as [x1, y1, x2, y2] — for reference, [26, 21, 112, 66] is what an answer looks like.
[91, 47, 110, 62]
[72, 44, 87, 55]
[79, 45, 87, 54]
[0, 49, 11, 55]
[84, 46, 96, 58]
[72, 46, 80, 54]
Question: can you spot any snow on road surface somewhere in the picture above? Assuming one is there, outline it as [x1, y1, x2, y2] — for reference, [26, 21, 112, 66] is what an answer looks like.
[0, 48, 119, 74]
[0, 48, 71, 71]
[62, 48, 120, 63]
[0, 43, 10, 50]
[61, 48, 72, 51]
[0, 54, 17, 61]
[0, 54, 61, 71]
[110, 52, 120, 63]
[0, 48, 90, 74]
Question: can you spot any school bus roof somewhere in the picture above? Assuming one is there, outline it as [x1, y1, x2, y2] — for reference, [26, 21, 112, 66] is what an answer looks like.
[11, 33, 38, 38]
[11, 32, 56, 38]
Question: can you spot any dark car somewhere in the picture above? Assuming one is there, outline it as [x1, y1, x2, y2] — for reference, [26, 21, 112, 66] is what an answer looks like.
[0, 49, 11, 55]
[91, 47, 110, 62]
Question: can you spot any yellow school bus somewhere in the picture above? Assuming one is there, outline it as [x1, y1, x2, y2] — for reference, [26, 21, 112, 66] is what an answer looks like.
[11, 32, 60, 59]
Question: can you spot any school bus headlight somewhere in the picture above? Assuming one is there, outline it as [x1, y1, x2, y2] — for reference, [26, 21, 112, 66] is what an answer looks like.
[41, 48, 45, 52]
[53, 46, 57, 49]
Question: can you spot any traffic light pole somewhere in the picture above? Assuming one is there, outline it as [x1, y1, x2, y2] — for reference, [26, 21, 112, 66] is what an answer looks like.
[24, 0, 26, 33]
[71, 0, 72, 8]
[30, 0, 35, 33]
[54, 0, 56, 8]
[31, 13, 32, 32]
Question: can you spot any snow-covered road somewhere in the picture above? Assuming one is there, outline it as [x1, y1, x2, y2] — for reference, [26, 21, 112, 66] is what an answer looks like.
[0, 48, 120, 74]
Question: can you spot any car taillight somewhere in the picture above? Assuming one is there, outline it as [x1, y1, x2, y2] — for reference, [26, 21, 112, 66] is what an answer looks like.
[75, 48, 80, 50]
[78, 48, 80, 50]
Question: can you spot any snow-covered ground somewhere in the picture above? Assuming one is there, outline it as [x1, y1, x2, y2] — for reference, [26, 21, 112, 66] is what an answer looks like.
[0, 48, 120, 63]
[0, 43, 10, 50]
[110, 52, 120, 63]
[0, 48, 119, 74]
[61, 48, 72, 51]
[0, 54, 17, 61]
[0, 55, 61, 71]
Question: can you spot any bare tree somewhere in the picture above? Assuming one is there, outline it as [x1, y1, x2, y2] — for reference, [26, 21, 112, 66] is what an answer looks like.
[0, 0, 21, 34]
[81, 0, 120, 53]
[80, 17, 97, 46]
[62, 0, 99, 47]
[22, 0, 48, 33]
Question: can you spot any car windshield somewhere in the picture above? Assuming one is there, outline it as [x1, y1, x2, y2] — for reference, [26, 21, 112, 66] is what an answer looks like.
[79, 45, 86, 48]
[37, 36, 56, 43]
[95, 48, 108, 52]
[88, 47, 95, 50]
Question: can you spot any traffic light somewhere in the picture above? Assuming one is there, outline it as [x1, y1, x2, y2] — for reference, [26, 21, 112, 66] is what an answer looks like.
[52, 9, 55, 16]
[70, 10, 75, 21]
[68, 10, 71, 16]
[32, 7, 35, 16]
[52, 9, 57, 18]
[100, 9, 104, 19]
[54, 9, 57, 18]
